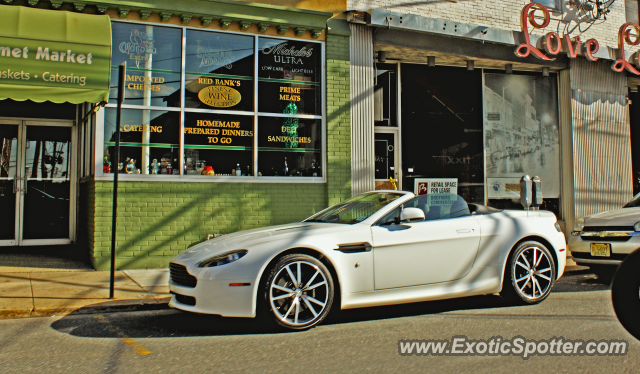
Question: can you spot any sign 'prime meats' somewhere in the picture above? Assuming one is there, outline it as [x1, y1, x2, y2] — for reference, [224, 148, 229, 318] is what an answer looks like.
[515, 2, 640, 75]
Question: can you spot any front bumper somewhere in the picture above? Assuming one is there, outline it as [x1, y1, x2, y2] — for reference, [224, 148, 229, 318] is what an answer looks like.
[568, 232, 640, 266]
[169, 264, 258, 318]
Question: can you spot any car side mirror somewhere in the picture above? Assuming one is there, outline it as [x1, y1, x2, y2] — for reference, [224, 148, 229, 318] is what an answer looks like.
[400, 207, 425, 223]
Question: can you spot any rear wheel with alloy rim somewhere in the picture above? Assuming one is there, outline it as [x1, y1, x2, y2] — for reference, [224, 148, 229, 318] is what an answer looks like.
[261, 254, 334, 330]
[502, 241, 556, 304]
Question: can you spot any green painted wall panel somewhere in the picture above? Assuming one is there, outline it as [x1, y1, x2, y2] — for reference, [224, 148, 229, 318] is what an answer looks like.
[326, 33, 351, 206]
[90, 181, 327, 270]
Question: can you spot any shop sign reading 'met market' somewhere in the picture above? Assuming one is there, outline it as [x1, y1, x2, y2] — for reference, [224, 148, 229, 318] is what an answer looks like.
[0, 5, 111, 104]
[516, 2, 640, 75]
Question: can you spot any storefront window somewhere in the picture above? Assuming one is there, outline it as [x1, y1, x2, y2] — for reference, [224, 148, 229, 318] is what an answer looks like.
[185, 30, 254, 111]
[483, 73, 560, 217]
[102, 21, 324, 181]
[258, 117, 322, 177]
[103, 108, 180, 175]
[374, 63, 397, 127]
[400, 64, 484, 204]
[258, 38, 321, 115]
[109, 23, 182, 108]
[183, 112, 254, 176]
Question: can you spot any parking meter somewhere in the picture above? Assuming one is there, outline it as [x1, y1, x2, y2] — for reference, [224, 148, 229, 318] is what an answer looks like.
[532, 176, 542, 210]
[520, 175, 532, 210]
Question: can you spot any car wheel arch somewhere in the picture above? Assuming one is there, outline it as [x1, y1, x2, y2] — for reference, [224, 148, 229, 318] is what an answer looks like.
[254, 247, 342, 315]
[500, 235, 559, 287]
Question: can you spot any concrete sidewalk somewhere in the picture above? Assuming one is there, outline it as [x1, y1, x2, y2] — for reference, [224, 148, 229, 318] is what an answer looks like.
[0, 262, 585, 320]
[0, 269, 170, 319]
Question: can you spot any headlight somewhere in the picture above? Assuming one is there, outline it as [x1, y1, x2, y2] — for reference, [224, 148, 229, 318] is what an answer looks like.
[572, 218, 585, 232]
[554, 222, 562, 232]
[196, 250, 248, 268]
[571, 218, 585, 235]
[634, 222, 640, 232]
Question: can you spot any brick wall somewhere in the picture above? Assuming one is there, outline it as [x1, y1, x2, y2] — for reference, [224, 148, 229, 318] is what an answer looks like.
[326, 33, 352, 206]
[90, 182, 328, 270]
[85, 180, 96, 261]
[348, 0, 628, 49]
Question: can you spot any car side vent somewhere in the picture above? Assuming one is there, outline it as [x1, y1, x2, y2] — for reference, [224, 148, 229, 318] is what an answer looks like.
[335, 243, 372, 253]
[170, 263, 198, 288]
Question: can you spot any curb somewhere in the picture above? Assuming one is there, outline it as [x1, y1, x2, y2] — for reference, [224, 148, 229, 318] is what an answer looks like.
[0, 297, 171, 320]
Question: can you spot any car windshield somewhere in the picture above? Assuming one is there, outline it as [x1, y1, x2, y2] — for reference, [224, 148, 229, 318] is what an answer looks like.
[624, 193, 640, 208]
[304, 192, 403, 224]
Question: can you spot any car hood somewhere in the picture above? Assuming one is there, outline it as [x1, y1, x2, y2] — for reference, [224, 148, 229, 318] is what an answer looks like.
[584, 207, 640, 227]
[171, 222, 347, 262]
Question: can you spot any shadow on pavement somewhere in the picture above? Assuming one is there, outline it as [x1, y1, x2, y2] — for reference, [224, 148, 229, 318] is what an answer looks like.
[51, 294, 521, 338]
[50, 267, 611, 339]
[552, 268, 611, 292]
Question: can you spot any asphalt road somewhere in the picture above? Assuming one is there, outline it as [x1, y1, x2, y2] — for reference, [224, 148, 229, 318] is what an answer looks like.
[1, 268, 638, 374]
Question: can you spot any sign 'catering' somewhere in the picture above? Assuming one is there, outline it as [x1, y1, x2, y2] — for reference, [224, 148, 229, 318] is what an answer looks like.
[516, 2, 640, 75]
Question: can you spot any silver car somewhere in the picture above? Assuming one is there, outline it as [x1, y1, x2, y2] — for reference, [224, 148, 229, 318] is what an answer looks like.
[568, 193, 640, 281]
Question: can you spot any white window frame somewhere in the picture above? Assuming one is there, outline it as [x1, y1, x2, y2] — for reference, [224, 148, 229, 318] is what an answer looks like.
[95, 19, 326, 184]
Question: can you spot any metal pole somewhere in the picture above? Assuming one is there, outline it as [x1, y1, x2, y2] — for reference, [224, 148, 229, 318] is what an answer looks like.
[110, 62, 126, 299]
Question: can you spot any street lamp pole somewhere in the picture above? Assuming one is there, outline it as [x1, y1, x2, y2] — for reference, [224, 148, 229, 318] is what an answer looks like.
[110, 62, 126, 299]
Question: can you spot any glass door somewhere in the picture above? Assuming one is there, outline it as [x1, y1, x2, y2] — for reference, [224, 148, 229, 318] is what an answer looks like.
[374, 130, 400, 190]
[22, 125, 72, 242]
[0, 119, 75, 246]
[0, 121, 20, 245]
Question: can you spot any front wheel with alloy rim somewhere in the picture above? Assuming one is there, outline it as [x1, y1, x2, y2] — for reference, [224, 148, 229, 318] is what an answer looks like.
[502, 241, 556, 304]
[261, 254, 334, 330]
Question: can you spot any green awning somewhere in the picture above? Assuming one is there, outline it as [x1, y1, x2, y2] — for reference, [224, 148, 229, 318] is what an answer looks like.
[0, 5, 111, 104]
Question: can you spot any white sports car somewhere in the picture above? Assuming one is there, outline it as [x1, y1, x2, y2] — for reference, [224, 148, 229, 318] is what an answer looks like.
[169, 191, 567, 330]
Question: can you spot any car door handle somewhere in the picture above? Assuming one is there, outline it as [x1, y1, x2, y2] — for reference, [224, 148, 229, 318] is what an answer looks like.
[456, 229, 472, 234]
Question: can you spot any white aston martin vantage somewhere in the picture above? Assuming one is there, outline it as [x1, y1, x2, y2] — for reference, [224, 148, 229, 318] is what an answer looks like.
[169, 191, 566, 330]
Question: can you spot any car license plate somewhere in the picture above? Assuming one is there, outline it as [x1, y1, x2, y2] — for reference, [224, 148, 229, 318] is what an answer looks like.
[590, 243, 611, 257]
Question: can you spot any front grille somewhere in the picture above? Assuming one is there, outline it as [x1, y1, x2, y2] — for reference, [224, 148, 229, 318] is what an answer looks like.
[583, 226, 634, 232]
[170, 263, 197, 288]
[572, 252, 628, 261]
[172, 292, 196, 306]
[579, 236, 631, 242]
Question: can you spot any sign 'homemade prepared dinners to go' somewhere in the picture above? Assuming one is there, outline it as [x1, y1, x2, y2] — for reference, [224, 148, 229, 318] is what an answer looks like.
[184, 117, 253, 145]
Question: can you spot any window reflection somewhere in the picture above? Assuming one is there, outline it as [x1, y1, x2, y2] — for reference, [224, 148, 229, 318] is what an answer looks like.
[183, 113, 254, 176]
[110, 23, 183, 107]
[104, 24, 325, 180]
[258, 117, 321, 177]
[185, 30, 254, 110]
[103, 109, 180, 175]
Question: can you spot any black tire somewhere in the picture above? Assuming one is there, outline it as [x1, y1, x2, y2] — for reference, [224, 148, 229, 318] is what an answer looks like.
[501, 241, 556, 305]
[611, 251, 640, 340]
[259, 254, 334, 330]
[589, 265, 617, 285]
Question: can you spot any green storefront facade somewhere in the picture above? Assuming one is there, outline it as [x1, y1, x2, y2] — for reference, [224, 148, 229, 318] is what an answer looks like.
[0, 0, 352, 270]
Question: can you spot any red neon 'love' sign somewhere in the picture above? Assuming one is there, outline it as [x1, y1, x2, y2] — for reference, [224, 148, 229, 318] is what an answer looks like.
[612, 23, 640, 74]
[515, 3, 601, 64]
